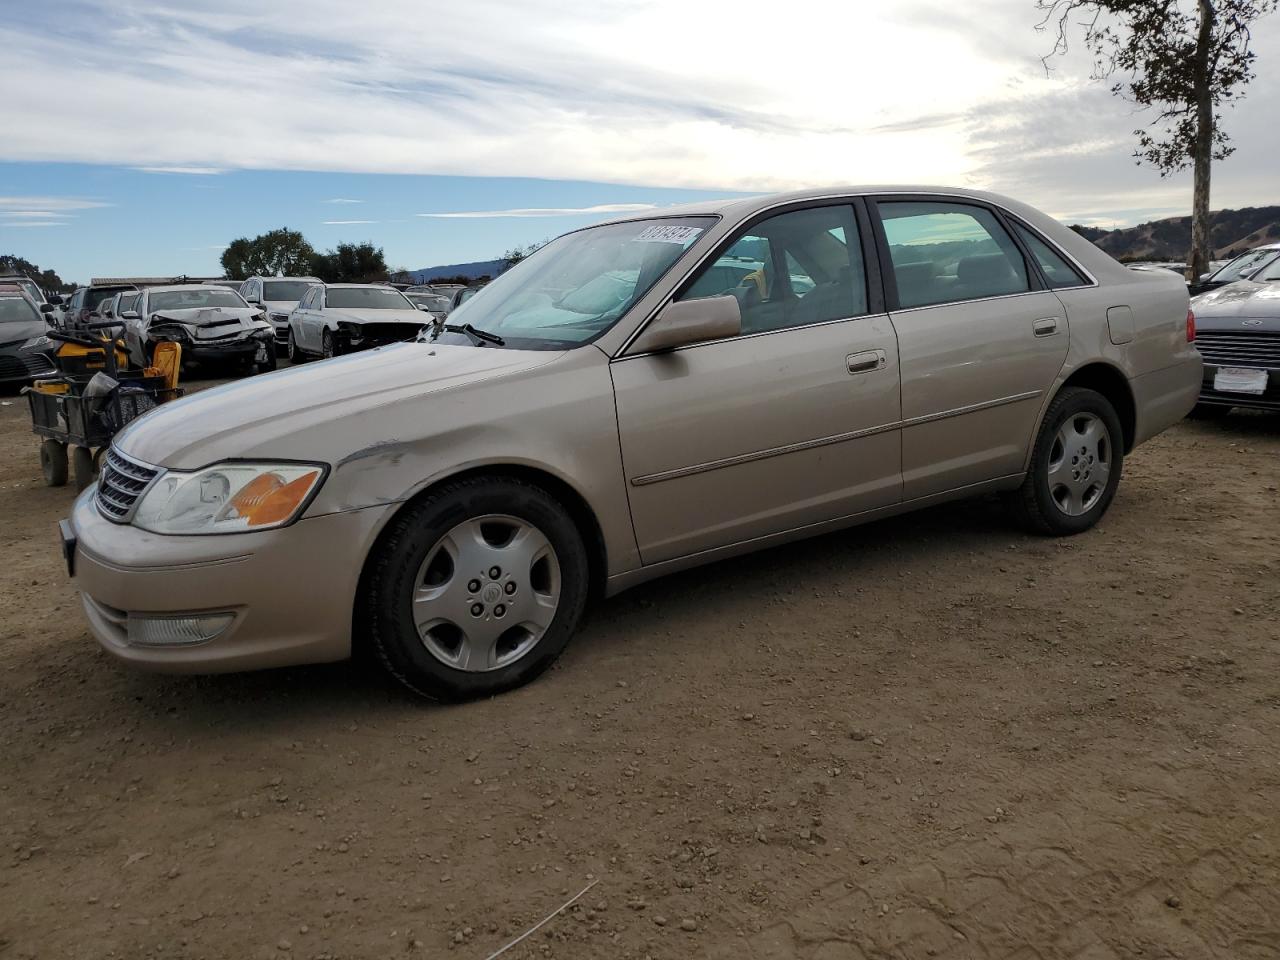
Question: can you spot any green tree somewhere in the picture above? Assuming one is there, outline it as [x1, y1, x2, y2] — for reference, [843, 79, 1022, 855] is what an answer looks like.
[0, 254, 73, 292]
[220, 228, 316, 279]
[500, 239, 549, 271]
[310, 242, 389, 282]
[1037, 0, 1279, 280]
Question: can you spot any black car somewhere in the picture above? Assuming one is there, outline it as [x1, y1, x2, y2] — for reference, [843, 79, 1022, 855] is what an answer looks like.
[1188, 245, 1280, 296]
[0, 292, 56, 386]
[1190, 259, 1280, 414]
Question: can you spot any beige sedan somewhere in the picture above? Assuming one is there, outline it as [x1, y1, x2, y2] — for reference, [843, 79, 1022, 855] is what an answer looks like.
[64, 186, 1202, 699]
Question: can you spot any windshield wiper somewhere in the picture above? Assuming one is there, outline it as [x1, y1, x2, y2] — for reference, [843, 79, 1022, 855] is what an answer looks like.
[444, 322, 505, 346]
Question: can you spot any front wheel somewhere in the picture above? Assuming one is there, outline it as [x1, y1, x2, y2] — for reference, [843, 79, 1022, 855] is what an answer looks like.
[286, 328, 307, 363]
[72, 445, 96, 492]
[359, 477, 590, 701]
[1007, 386, 1124, 536]
[321, 330, 336, 359]
[256, 345, 278, 374]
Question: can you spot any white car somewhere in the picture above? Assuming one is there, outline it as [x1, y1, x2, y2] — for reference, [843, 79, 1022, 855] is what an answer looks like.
[286, 284, 430, 360]
[237, 276, 322, 349]
[121, 285, 276, 372]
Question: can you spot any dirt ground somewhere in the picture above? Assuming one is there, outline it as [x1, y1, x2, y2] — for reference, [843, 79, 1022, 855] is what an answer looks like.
[1, 369, 1277, 960]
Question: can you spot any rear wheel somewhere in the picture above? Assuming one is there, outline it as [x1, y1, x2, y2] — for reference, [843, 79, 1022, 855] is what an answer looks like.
[1008, 387, 1124, 536]
[359, 477, 590, 701]
[72, 445, 96, 492]
[321, 330, 336, 359]
[40, 440, 68, 487]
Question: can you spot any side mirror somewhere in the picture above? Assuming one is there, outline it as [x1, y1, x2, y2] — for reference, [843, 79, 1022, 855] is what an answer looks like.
[246, 295, 260, 304]
[40, 302, 54, 314]
[121, 310, 139, 320]
[415, 303, 431, 311]
[47, 294, 64, 305]
[629, 295, 741, 354]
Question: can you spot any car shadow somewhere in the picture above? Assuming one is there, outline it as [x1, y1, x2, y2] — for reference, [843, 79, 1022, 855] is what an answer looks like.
[16, 491, 1024, 735]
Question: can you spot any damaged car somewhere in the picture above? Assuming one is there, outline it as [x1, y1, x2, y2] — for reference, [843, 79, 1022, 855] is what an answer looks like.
[286, 283, 429, 361]
[0, 286, 57, 385]
[122, 285, 276, 373]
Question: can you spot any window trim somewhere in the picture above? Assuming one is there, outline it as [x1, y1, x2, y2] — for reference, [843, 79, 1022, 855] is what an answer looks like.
[617, 198, 884, 358]
[1003, 215, 1091, 291]
[867, 194, 1046, 313]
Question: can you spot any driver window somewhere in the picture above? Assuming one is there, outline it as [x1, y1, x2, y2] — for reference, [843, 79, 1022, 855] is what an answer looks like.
[677, 205, 868, 335]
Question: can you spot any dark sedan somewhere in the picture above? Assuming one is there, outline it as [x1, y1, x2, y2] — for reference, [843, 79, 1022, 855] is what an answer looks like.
[0, 292, 56, 385]
[1190, 259, 1280, 414]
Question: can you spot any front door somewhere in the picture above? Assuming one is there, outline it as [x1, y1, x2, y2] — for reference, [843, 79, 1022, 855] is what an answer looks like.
[611, 202, 903, 565]
[870, 198, 1070, 500]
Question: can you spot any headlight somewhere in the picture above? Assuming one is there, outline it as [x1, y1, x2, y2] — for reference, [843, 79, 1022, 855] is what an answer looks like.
[133, 462, 326, 534]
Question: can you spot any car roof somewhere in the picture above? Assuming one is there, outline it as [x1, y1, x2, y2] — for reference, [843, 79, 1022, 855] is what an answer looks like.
[146, 284, 239, 294]
[590, 184, 1074, 227]
[253, 275, 323, 282]
[323, 283, 405, 289]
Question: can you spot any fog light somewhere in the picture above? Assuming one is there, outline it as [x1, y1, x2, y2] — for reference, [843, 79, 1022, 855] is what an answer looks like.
[126, 613, 234, 647]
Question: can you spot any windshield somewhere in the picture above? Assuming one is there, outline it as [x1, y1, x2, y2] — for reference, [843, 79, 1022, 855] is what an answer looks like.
[150, 289, 247, 312]
[326, 287, 413, 310]
[1256, 257, 1280, 282]
[1213, 249, 1279, 283]
[434, 217, 714, 349]
[119, 292, 139, 312]
[407, 293, 448, 309]
[87, 287, 131, 310]
[262, 280, 317, 302]
[0, 295, 40, 324]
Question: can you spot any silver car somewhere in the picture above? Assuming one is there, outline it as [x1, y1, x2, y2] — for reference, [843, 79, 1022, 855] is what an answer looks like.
[64, 186, 1201, 700]
[237, 276, 322, 347]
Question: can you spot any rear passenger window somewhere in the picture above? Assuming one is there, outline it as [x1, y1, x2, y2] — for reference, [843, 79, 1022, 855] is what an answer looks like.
[1011, 222, 1087, 289]
[879, 202, 1030, 309]
[678, 205, 869, 335]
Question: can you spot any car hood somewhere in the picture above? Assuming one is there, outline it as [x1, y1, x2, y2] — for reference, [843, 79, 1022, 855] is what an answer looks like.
[0, 319, 49, 349]
[1191, 280, 1280, 327]
[115, 341, 562, 468]
[262, 299, 301, 315]
[327, 308, 427, 324]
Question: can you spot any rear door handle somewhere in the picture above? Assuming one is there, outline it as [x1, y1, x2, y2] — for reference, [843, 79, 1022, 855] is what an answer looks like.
[1033, 317, 1060, 337]
[846, 349, 886, 374]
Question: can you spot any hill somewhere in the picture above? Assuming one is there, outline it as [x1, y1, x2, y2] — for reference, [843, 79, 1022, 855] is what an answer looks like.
[408, 258, 507, 284]
[1072, 206, 1280, 262]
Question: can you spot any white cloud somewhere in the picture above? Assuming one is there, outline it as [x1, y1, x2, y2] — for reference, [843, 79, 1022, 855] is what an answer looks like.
[1, 221, 66, 227]
[135, 166, 224, 175]
[324, 198, 363, 204]
[0, 196, 111, 211]
[322, 219, 378, 224]
[419, 203, 658, 218]
[1, 0, 1277, 213]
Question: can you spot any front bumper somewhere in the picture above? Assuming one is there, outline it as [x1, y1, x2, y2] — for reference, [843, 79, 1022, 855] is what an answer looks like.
[66, 488, 392, 673]
[0, 346, 56, 384]
[1197, 365, 1280, 410]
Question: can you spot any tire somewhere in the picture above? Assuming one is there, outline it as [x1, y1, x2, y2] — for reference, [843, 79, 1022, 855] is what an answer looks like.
[1007, 386, 1124, 536]
[321, 330, 336, 359]
[40, 440, 69, 488]
[359, 476, 590, 701]
[256, 346, 278, 374]
[1188, 402, 1230, 419]
[287, 328, 307, 363]
[72, 445, 96, 492]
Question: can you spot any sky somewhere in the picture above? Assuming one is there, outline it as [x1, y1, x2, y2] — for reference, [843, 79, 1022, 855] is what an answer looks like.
[3, 0, 1279, 284]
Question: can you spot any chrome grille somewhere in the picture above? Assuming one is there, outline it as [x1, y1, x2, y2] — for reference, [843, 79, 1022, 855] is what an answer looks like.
[96, 447, 159, 522]
[0, 352, 55, 379]
[1196, 330, 1280, 369]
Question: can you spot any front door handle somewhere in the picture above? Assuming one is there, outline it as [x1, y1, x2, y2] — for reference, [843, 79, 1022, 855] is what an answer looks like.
[846, 349, 886, 374]
[1033, 317, 1060, 337]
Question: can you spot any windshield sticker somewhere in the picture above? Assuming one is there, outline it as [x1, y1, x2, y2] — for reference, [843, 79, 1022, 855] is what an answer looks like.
[634, 224, 703, 244]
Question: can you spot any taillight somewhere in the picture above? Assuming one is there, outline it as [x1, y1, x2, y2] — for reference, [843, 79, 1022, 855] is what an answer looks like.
[1186, 308, 1195, 342]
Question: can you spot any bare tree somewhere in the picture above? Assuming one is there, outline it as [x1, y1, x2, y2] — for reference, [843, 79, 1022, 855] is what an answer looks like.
[1037, 0, 1277, 279]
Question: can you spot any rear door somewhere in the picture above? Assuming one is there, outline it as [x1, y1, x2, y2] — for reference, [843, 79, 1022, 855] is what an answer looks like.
[868, 196, 1069, 499]
[612, 201, 903, 564]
